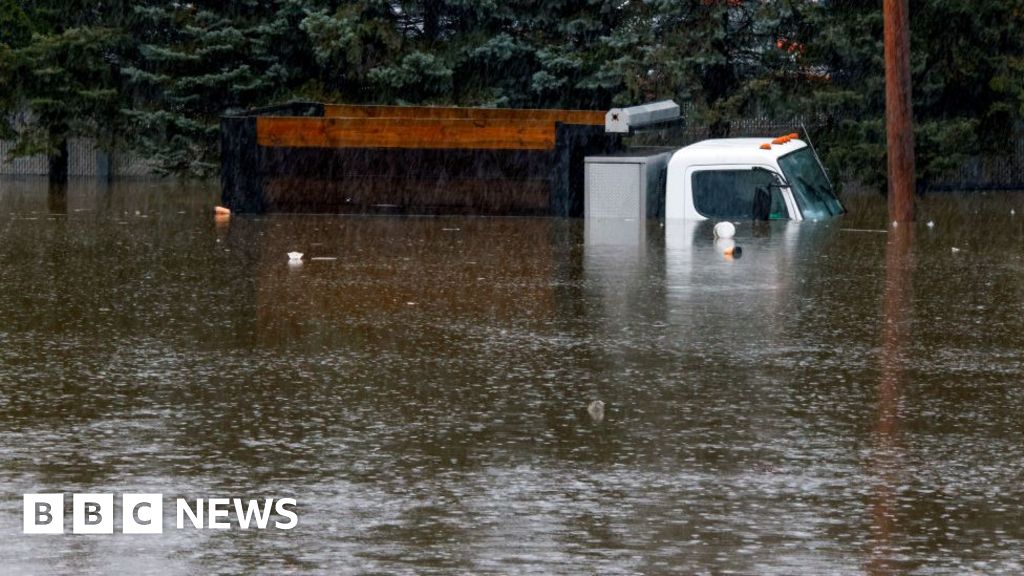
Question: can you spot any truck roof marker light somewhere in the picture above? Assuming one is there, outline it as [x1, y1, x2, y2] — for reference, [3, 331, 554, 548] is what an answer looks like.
[772, 136, 792, 145]
[760, 143, 772, 150]
[789, 133, 800, 140]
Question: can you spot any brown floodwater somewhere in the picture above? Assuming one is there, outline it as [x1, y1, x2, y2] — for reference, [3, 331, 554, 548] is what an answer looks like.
[0, 177, 1022, 575]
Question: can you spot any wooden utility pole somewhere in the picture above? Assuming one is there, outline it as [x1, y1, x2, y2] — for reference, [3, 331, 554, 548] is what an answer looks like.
[884, 0, 916, 222]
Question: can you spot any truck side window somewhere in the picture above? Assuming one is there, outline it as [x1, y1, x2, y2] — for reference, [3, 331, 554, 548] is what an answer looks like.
[692, 170, 788, 220]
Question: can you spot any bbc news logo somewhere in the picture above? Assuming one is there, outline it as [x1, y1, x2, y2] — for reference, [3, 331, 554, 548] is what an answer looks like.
[23, 494, 298, 534]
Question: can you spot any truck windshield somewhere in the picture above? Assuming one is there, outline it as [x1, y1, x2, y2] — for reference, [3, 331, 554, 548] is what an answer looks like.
[778, 148, 845, 220]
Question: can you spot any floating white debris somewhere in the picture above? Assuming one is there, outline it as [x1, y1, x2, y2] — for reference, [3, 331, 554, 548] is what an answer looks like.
[587, 400, 605, 424]
[927, 220, 935, 228]
[951, 247, 961, 253]
[713, 221, 736, 239]
[287, 251, 303, 261]
[442, 227, 461, 232]
[892, 220, 899, 228]
[310, 257, 337, 261]
[1012, 209, 1017, 216]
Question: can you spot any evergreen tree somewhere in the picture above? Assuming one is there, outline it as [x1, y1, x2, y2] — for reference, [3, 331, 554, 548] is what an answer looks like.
[1, 0, 128, 181]
[299, 0, 629, 108]
[0, 0, 31, 49]
[122, 1, 317, 176]
[793, 0, 1024, 191]
[0, 0, 33, 141]
[2, 0, 1021, 183]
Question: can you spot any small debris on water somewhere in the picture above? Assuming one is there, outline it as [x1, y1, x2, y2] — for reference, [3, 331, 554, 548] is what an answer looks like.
[214, 206, 231, 215]
[310, 257, 337, 261]
[716, 238, 740, 260]
[406, 301, 416, 306]
[587, 400, 605, 424]
[442, 227, 461, 232]
[288, 251, 304, 261]
[927, 220, 935, 228]
[951, 247, 961, 253]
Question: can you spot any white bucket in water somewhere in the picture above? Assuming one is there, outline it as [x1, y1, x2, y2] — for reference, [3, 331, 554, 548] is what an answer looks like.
[714, 222, 736, 239]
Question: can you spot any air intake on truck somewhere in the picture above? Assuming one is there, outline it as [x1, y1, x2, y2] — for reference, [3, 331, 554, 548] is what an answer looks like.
[604, 100, 681, 134]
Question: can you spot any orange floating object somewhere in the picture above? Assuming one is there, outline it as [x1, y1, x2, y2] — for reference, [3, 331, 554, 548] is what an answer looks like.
[214, 205, 231, 215]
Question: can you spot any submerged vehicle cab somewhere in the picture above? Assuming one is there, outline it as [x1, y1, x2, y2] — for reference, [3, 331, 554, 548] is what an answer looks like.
[665, 136, 845, 221]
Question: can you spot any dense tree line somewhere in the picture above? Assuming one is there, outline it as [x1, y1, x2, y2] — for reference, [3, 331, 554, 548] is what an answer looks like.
[1, 0, 1022, 189]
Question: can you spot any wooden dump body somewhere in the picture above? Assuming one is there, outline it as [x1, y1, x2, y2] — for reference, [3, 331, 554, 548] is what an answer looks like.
[220, 102, 621, 216]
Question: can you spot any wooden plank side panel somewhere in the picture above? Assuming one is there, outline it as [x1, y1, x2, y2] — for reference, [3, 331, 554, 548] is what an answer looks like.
[259, 147, 555, 181]
[263, 177, 552, 214]
[323, 104, 605, 126]
[257, 117, 560, 150]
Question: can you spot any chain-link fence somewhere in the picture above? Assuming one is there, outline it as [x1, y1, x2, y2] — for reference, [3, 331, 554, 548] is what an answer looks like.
[0, 138, 155, 177]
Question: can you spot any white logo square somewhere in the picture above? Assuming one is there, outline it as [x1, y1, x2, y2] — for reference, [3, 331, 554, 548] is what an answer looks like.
[23, 493, 64, 534]
[122, 494, 163, 534]
[73, 493, 114, 534]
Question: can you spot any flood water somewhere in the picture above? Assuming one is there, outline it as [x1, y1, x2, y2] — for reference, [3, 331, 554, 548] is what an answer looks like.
[0, 177, 1022, 575]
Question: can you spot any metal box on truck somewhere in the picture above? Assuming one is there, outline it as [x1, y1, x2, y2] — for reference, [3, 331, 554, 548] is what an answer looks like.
[584, 150, 672, 220]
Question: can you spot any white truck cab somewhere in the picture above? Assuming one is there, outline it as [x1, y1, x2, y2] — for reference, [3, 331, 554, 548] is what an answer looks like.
[665, 136, 844, 221]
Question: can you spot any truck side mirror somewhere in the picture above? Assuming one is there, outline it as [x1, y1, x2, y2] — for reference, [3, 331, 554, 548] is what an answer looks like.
[752, 166, 789, 189]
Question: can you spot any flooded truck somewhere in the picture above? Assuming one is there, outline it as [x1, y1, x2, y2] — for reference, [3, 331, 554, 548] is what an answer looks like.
[585, 105, 845, 222]
[221, 100, 844, 220]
